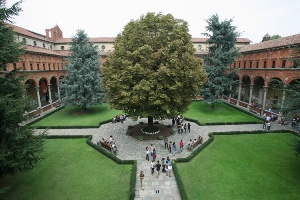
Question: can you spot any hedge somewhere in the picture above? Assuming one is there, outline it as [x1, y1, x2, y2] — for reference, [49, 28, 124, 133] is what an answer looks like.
[172, 129, 298, 199]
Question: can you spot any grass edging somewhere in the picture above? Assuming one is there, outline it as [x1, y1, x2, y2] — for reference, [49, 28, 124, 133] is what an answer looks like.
[43, 134, 136, 200]
[173, 128, 298, 200]
[86, 135, 136, 200]
[223, 101, 263, 121]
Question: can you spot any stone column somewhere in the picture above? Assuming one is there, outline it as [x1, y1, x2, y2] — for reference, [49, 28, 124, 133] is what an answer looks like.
[281, 87, 286, 110]
[35, 86, 43, 114]
[247, 84, 254, 110]
[227, 85, 232, 103]
[47, 84, 53, 109]
[237, 82, 242, 106]
[57, 84, 61, 103]
[262, 86, 268, 114]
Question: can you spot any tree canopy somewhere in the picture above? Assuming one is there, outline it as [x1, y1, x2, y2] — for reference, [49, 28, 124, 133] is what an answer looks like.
[0, 0, 45, 178]
[103, 12, 207, 123]
[61, 29, 104, 110]
[271, 34, 281, 40]
[201, 14, 241, 109]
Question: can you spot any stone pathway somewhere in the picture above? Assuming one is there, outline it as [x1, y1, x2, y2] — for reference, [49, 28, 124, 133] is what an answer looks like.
[34, 117, 296, 200]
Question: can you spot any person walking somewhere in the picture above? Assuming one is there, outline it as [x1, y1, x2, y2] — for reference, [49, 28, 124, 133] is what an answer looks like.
[184, 123, 187, 133]
[161, 158, 166, 173]
[145, 146, 149, 161]
[179, 140, 183, 153]
[155, 161, 161, 178]
[181, 124, 184, 133]
[187, 123, 191, 133]
[267, 121, 271, 130]
[150, 160, 155, 176]
[150, 144, 154, 157]
[177, 124, 181, 134]
[262, 120, 266, 129]
[172, 141, 177, 156]
[139, 171, 145, 190]
[152, 148, 157, 161]
[164, 136, 168, 150]
[168, 141, 172, 153]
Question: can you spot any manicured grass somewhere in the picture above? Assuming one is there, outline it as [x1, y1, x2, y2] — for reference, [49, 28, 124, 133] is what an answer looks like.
[185, 101, 261, 123]
[176, 133, 300, 200]
[0, 139, 132, 200]
[31, 104, 122, 127]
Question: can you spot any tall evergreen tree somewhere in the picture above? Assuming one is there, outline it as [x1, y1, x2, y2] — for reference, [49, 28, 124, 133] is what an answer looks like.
[0, 0, 45, 178]
[61, 30, 104, 110]
[201, 14, 241, 109]
[103, 13, 207, 127]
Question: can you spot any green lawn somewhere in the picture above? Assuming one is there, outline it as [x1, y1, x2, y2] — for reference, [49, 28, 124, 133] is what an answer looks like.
[0, 139, 132, 200]
[176, 133, 300, 200]
[185, 101, 261, 123]
[31, 104, 122, 127]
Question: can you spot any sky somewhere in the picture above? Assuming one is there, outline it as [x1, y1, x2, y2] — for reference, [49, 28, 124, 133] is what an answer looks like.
[5, 0, 300, 44]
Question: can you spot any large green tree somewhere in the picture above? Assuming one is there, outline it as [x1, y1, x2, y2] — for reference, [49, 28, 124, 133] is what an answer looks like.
[61, 30, 104, 110]
[103, 12, 207, 126]
[201, 14, 241, 109]
[271, 34, 281, 40]
[0, 0, 45, 178]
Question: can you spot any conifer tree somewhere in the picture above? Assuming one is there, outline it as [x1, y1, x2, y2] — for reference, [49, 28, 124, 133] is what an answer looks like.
[201, 14, 241, 109]
[61, 30, 104, 110]
[0, 0, 45, 178]
[103, 13, 207, 126]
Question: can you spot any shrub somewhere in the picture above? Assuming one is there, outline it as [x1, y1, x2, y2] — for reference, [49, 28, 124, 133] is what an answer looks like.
[170, 130, 175, 135]
[167, 124, 172, 128]
[157, 135, 164, 140]
[128, 125, 133, 129]
[126, 131, 132, 135]
[139, 121, 144, 125]
[154, 121, 159, 124]
[138, 136, 144, 141]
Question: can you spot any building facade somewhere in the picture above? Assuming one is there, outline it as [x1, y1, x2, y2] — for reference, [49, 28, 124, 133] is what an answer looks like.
[0, 23, 257, 116]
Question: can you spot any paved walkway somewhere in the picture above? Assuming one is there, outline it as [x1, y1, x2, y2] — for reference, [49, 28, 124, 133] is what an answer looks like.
[34, 116, 296, 200]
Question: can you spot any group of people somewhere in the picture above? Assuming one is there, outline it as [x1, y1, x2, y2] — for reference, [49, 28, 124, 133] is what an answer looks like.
[187, 136, 203, 150]
[262, 113, 274, 130]
[111, 114, 126, 123]
[139, 157, 173, 190]
[163, 137, 185, 155]
[100, 135, 118, 152]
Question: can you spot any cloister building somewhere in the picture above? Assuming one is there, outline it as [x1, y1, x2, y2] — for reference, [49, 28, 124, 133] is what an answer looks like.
[1, 23, 299, 117]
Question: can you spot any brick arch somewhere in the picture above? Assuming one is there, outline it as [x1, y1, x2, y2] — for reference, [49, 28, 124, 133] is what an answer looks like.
[241, 74, 251, 83]
[266, 76, 283, 86]
[287, 78, 300, 85]
[24, 79, 37, 87]
[253, 75, 266, 86]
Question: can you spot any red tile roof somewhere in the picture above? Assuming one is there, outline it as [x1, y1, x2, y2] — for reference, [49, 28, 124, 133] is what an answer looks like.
[54, 37, 116, 44]
[25, 46, 63, 56]
[7, 23, 49, 41]
[192, 38, 251, 43]
[240, 34, 300, 53]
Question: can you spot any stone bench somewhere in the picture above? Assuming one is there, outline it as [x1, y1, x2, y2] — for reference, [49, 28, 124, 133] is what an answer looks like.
[187, 137, 203, 151]
[98, 141, 117, 154]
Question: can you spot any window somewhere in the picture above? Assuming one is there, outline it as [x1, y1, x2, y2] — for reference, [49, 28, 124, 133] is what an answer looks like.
[61, 46, 64, 50]
[43, 64, 45, 70]
[53, 63, 55, 70]
[33, 41, 37, 46]
[293, 60, 299, 68]
[50, 45, 52, 49]
[22, 38, 26, 44]
[238, 62, 241, 68]
[13, 63, 17, 70]
[22, 63, 25, 70]
[30, 63, 33, 70]
[282, 60, 286, 68]
[198, 45, 202, 50]
[264, 61, 267, 68]
[48, 63, 51, 70]
[37, 64, 40, 70]
[256, 62, 259, 68]
[101, 45, 105, 50]
[272, 61, 276, 68]
[43, 43, 46, 48]
[234, 63, 236, 68]
[244, 61, 246, 68]
[250, 62, 252, 68]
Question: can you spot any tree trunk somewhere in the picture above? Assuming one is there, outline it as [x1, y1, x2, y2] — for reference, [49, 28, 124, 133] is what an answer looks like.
[148, 116, 153, 129]
[210, 103, 215, 109]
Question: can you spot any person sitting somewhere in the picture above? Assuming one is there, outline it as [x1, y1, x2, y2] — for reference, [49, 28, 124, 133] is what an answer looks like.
[112, 116, 116, 123]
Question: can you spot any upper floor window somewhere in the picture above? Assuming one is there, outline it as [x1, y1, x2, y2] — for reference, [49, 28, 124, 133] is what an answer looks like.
[37, 64, 40, 70]
[256, 62, 259, 68]
[22, 63, 25, 70]
[234, 63, 236, 68]
[238, 62, 241, 68]
[30, 63, 33, 70]
[22, 38, 26, 44]
[48, 63, 51, 70]
[293, 60, 299, 68]
[250, 62, 252, 68]
[61, 46, 64, 50]
[13, 63, 17, 70]
[264, 61, 267, 68]
[43, 43, 46, 48]
[33, 41, 37, 46]
[272, 61, 276, 68]
[50, 45, 53, 49]
[101, 45, 105, 50]
[244, 61, 246, 68]
[198, 45, 202, 50]
[43, 64, 45, 70]
[282, 60, 286, 68]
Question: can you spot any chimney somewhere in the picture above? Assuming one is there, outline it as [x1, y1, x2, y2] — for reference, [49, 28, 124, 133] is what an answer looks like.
[262, 33, 271, 42]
